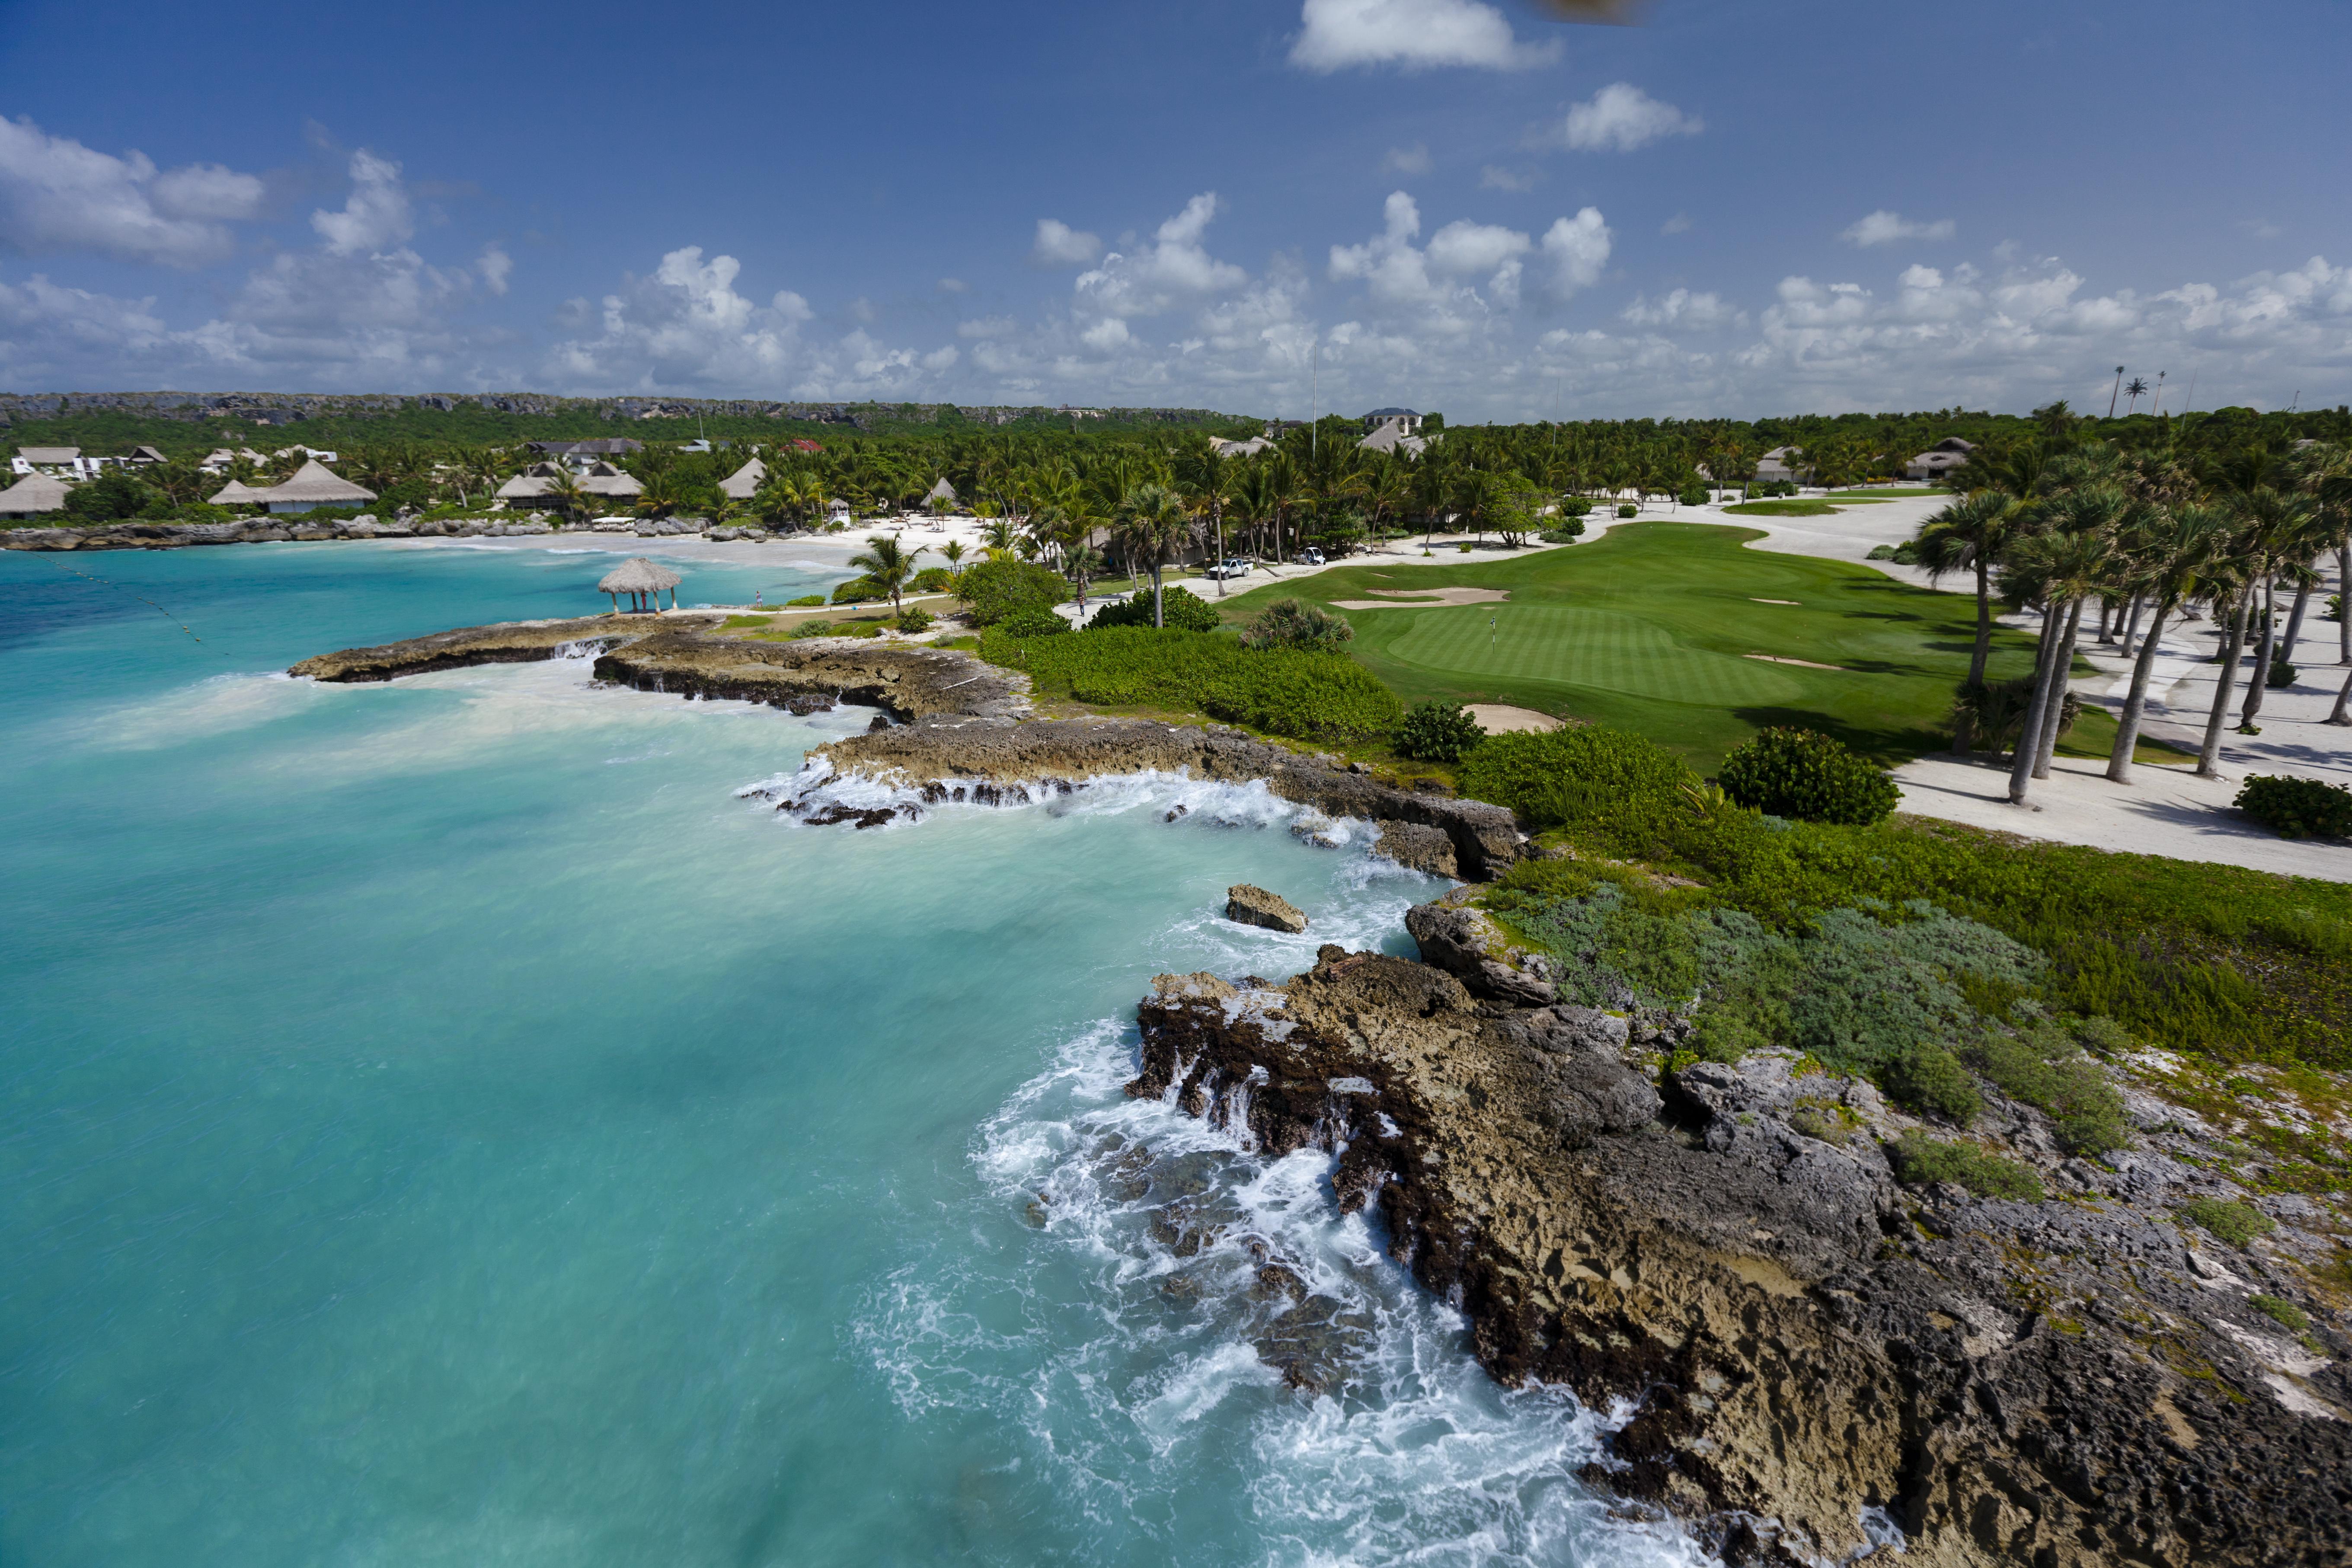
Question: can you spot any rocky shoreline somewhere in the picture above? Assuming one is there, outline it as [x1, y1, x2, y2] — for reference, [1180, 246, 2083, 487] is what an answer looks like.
[291, 616, 1521, 875]
[1131, 926, 2350, 1567]
[288, 613, 2350, 1562]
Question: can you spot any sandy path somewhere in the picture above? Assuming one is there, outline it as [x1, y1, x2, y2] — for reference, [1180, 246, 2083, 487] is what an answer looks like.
[1467, 704, 1562, 734]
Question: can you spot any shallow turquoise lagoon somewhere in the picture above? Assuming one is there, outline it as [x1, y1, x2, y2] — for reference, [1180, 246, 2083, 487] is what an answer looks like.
[0, 543, 1700, 1567]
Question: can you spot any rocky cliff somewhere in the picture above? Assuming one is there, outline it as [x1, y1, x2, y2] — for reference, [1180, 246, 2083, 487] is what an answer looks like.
[1131, 932, 2351, 1567]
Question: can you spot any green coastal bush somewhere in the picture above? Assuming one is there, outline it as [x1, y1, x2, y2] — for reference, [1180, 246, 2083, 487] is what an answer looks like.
[958, 559, 1068, 626]
[830, 575, 888, 605]
[1557, 498, 1593, 518]
[1616, 503, 1638, 518]
[2236, 774, 2352, 840]
[2179, 1198, 2273, 1249]
[911, 567, 954, 592]
[1239, 598, 1352, 651]
[1457, 727, 1689, 834]
[895, 607, 934, 633]
[981, 624, 1401, 741]
[997, 607, 1068, 637]
[785, 594, 826, 607]
[1965, 1022, 2128, 1156]
[2250, 1294, 2310, 1330]
[1450, 723, 2352, 1072]
[1717, 728, 1899, 825]
[1887, 1133, 2045, 1201]
[1090, 586, 1220, 632]
[1394, 700, 1486, 762]
[2266, 659, 2298, 689]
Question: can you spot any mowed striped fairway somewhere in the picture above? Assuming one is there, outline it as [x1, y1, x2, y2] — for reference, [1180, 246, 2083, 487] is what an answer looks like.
[1215, 522, 2042, 768]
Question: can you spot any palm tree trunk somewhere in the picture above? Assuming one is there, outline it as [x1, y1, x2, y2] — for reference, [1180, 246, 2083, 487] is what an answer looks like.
[1151, 560, 1165, 629]
[1953, 556, 1994, 754]
[2031, 597, 2085, 779]
[2238, 574, 2278, 728]
[2119, 594, 2146, 660]
[2196, 592, 2256, 777]
[2096, 597, 2116, 644]
[2106, 599, 2173, 784]
[2339, 541, 2351, 664]
[1213, 503, 1226, 598]
[2279, 579, 2312, 666]
[2330, 663, 2352, 725]
[2007, 598, 2067, 804]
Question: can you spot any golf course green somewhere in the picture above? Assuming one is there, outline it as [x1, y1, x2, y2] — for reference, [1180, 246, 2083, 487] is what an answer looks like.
[1219, 521, 2042, 769]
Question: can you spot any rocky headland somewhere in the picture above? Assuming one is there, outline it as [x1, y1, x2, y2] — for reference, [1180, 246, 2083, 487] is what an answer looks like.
[1130, 923, 2351, 1567]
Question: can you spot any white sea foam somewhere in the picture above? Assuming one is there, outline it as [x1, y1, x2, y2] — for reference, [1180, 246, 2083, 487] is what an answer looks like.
[857, 1008, 1719, 1567]
[68, 669, 328, 751]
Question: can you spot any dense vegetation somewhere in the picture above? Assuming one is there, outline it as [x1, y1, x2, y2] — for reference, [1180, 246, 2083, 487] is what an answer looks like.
[979, 623, 1401, 741]
[1461, 726, 2352, 1078]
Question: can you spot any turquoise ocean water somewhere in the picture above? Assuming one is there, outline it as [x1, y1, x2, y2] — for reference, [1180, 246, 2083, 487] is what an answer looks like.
[0, 542, 1704, 1567]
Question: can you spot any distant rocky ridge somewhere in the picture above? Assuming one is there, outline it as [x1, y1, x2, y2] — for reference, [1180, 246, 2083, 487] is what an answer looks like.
[0, 390, 1242, 431]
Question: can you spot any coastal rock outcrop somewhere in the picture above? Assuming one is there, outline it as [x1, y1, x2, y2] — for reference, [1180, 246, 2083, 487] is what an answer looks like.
[290, 613, 713, 681]
[1224, 884, 1307, 933]
[1129, 922, 2352, 1567]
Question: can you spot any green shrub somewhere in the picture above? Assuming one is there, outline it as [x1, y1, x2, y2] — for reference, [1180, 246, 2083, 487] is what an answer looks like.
[997, 607, 1068, 637]
[1678, 488, 1709, 507]
[2249, 1294, 2309, 1330]
[2266, 659, 2297, 689]
[1966, 1025, 2128, 1156]
[1457, 726, 1689, 834]
[1537, 529, 1582, 544]
[981, 625, 1400, 741]
[1558, 497, 1592, 518]
[785, 594, 826, 607]
[1882, 1045, 1984, 1125]
[1395, 701, 1487, 762]
[1089, 585, 1221, 632]
[895, 607, 934, 632]
[1717, 728, 1899, 826]
[1887, 1132, 2045, 1201]
[2179, 1198, 2273, 1249]
[958, 559, 1068, 626]
[830, 575, 888, 605]
[1616, 503, 1638, 518]
[911, 567, 953, 592]
[786, 619, 836, 639]
[2236, 774, 2352, 840]
[1239, 598, 1352, 651]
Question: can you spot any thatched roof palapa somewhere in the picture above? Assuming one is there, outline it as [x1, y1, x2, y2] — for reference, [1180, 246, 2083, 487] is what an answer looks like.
[255, 459, 376, 507]
[0, 473, 74, 515]
[719, 457, 767, 500]
[208, 479, 266, 505]
[598, 556, 684, 612]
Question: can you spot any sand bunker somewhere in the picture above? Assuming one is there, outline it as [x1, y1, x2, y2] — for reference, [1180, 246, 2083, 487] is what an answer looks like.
[1333, 587, 1512, 610]
[1744, 653, 1845, 671]
[1467, 704, 1563, 734]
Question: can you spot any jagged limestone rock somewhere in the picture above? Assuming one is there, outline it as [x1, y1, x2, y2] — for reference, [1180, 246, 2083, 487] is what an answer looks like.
[1225, 884, 1307, 934]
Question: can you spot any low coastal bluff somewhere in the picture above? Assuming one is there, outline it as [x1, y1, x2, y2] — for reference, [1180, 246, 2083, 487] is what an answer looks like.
[814, 718, 1521, 879]
[289, 617, 1031, 721]
[1135, 932, 2352, 1568]
[291, 616, 1520, 876]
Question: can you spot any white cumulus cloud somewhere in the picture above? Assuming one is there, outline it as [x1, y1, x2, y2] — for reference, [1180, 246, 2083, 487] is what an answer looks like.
[1555, 84, 1701, 152]
[1032, 218, 1102, 266]
[1290, 0, 1560, 73]
[1620, 288, 1739, 331]
[1540, 208, 1612, 295]
[0, 115, 265, 267]
[1073, 194, 1246, 323]
[310, 150, 414, 255]
[1841, 210, 1956, 246]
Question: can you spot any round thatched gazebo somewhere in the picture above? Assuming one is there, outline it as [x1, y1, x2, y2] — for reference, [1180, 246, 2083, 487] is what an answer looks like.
[599, 556, 683, 613]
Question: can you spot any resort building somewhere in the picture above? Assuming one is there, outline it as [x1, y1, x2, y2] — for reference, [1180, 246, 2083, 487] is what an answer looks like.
[1209, 435, 1273, 458]
[1361, 408, 1423, 436]
[494, 461, 645, 509]
[14, 447, 95, 478]
[719, 458, 767, 500]
[211, 459, 377, 514]
[0, 472, 74, 517]
[1754, 446, 1812, 485]
[527, 439, 644, 463]
[1358, 417, 1428, 457]
[1904, 437, 1976, 482]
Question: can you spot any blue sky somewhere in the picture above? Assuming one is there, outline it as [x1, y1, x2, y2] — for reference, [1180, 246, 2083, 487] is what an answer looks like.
[3, 0, 2347, 420]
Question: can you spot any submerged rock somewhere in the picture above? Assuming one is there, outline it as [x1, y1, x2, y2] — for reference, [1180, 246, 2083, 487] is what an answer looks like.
[1225, 884, 1307, 934]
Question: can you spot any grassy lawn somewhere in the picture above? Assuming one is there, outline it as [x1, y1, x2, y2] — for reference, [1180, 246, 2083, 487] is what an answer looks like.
[1722, 499, 1846, 517]
[1826, 487, 1947, 499]
[1215, 521, 2046, 770]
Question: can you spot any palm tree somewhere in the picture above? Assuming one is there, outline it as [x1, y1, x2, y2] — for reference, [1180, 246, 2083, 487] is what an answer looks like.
[1174, 438, 1233, 596]
[2229, 486, 2315, 732]
[544, 467, 592, 527]
[1112, 482, 1195, 628]
[938, 538, 968, 589]
[1914, 489, 2027, 751]
[2106, 502, 2226, 783]
[1229, 463, 1275, 561]
[848, 533, 927, 617]
[2002, 489, 2123, 802]
[2123, 377, 2150, 414]
[634, 469, 690, 520]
